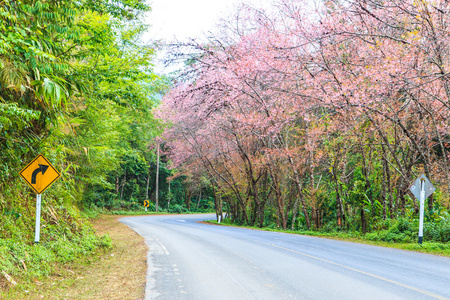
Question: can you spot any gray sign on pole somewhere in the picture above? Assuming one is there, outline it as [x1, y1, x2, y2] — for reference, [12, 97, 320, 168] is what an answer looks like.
[410, 174, 435, 200]
[409, 174, 435, 245]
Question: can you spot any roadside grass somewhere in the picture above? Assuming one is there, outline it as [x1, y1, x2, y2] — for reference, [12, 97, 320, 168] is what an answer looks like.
[2, 215, 147, 299]
[205, 220, 450, 257]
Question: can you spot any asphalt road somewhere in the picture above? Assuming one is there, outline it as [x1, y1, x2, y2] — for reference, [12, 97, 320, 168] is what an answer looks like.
[120, 214, 450, 300]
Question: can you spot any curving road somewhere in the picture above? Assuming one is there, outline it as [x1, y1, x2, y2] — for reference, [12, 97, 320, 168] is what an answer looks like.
[120, 214, 450, 300]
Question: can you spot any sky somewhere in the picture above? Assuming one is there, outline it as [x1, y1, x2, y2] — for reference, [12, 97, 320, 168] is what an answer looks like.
[145, 0, 267, 43]
[144, 0, 269, 73]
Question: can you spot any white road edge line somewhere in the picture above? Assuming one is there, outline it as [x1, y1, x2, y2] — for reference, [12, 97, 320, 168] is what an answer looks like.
[155, 237, 170, 255]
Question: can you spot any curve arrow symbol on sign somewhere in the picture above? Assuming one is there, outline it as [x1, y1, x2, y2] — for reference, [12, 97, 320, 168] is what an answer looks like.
[31, 164, 49, 184]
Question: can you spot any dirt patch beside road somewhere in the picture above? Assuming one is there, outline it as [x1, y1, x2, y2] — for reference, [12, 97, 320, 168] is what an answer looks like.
[4, 214, 147, 300]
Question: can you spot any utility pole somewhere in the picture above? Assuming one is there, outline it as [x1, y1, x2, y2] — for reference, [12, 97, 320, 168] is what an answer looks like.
[146, 166, 150, 200]
[155, 142, 160, 213]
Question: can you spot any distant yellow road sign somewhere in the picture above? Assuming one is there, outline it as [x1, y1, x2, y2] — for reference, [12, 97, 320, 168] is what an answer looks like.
[144, 200, 150, 207]
[20, 154, 61, 194]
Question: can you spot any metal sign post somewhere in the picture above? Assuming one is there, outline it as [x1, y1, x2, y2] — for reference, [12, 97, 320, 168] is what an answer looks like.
[409, 174, 435, 245]
[34, 194, 42, 243]
[418, 179, 425, 244]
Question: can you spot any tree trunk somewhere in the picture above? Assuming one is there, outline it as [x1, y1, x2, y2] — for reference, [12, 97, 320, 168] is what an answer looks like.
[269, 164, 287, 230]
[360, 141, 373, 228]
[291, 197, 300, 230]
[276, 207, 281, 228]
[258, 170, 270, 228]
[120, 173, 126, 200]
[259, 201, 266, 228]
[315, 209, 320, 229]
[185, 189, 192, 211]
[381, 150, 388, 220]
[385, 158, 393, 218]
[331, 158, 343, 228]
[288, 158, 311, 229]
[196, 189, 202, 210]
[213, 186, 223, 222]
[361, 207, 366, 234]
[250, 191, 258, 227]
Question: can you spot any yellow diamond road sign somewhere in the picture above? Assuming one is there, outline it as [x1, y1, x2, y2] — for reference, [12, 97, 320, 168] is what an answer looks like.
[20, 154, 61, 194]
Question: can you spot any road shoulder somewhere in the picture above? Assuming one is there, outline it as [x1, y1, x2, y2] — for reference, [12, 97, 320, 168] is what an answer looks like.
[3, 214, 147, 299]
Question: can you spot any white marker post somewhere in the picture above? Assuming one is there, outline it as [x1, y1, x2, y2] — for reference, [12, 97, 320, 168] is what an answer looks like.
[418, 179, 425, 245]
[34, 194, 42, 243]
[409, 174, 435, 245]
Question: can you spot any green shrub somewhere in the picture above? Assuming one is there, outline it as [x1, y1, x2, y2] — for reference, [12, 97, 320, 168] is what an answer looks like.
[0, 228, 111, 281]
[363, 217, 450, 244]
[424, 220, 450, 243]
[0, 190, 112, 283]
[168, 204, 187, 214]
